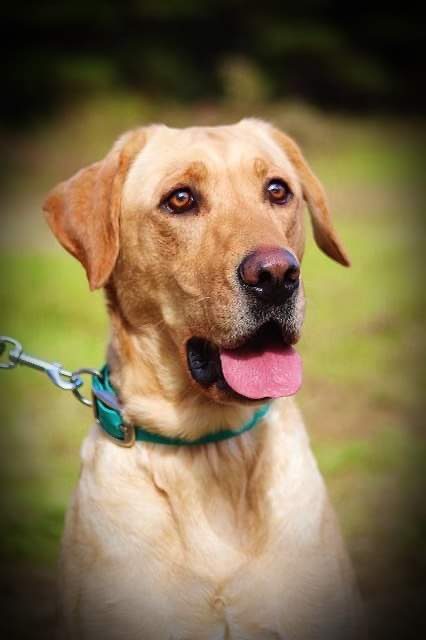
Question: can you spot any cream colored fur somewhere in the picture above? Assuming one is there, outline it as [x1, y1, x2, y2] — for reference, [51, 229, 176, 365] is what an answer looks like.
[44, 120, 363, 639]
[60, 401, 362, 639]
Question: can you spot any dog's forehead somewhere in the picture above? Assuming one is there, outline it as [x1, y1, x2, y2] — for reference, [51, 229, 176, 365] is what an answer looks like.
[123, 122, 298, 206]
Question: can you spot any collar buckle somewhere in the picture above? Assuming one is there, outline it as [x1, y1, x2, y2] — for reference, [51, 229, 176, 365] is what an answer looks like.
[116, 422, 136, 447]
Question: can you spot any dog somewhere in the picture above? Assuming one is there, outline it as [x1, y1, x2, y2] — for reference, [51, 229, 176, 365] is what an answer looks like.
[44, 119, 363, 639]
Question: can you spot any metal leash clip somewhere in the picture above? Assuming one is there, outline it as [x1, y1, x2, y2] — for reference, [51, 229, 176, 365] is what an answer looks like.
[0, 335, 101, 407]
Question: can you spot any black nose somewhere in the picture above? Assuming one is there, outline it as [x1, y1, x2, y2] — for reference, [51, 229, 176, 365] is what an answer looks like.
[238, 247, 300, 303]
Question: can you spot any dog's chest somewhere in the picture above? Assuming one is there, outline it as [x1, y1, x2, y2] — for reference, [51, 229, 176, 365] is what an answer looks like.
[63, 425, 347, 639]
[67, 478, 344, 640]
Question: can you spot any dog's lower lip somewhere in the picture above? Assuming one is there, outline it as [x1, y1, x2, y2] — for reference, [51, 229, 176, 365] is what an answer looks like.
[186, 336, 246, 398]
[186, 337, 221, 386]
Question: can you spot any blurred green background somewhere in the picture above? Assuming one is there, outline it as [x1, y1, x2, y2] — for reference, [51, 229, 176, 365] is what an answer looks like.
[1, 2, 425, 638]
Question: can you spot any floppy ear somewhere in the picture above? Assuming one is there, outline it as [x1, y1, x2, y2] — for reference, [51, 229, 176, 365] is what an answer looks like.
[271, 128, 350, 267]
[43, 129, 145, 289]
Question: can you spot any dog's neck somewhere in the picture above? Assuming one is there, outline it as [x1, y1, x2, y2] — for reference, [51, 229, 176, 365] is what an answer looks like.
[105, 308, 257, 441]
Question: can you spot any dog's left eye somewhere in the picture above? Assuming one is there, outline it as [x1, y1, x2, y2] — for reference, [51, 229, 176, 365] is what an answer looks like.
[162, 188, 195, 214]
[266, 179, 293, 205]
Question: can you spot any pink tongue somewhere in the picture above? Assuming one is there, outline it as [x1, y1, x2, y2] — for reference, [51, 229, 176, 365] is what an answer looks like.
[219, 343, 302, 400]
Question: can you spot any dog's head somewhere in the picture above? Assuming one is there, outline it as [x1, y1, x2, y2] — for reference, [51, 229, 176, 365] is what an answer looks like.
[44, 120, 349, 405]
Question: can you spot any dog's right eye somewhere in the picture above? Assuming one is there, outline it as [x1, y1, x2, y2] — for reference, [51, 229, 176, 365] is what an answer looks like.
[162, 188, 195, 214]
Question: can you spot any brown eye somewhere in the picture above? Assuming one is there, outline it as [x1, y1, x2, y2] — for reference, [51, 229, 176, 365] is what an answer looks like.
[266, 179, 292, 205]
[163, 187, 195, 214]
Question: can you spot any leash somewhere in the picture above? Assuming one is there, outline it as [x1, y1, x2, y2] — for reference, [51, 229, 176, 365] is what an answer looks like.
[0, 335, 100, 406]
[0, 335, 270, 448]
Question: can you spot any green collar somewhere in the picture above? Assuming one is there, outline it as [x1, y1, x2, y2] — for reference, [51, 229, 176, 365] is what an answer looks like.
[92, 366, 270, 447]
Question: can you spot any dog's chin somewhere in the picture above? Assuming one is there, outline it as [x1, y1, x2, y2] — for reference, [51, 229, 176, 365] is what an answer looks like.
[186, 320, 302, 405]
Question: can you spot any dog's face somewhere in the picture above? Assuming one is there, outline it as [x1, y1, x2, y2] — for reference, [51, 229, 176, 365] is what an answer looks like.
[44, 120, 349, 404]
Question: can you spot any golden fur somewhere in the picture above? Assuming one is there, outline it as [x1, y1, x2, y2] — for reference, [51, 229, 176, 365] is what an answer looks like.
[44, 119, 363, 639]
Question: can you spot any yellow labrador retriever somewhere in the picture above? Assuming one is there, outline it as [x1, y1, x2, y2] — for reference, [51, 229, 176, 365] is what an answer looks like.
[44, 120, 363, 639]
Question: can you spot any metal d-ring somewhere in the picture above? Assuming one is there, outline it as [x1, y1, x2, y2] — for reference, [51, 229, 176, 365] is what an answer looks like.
[71, 367, 102, 407]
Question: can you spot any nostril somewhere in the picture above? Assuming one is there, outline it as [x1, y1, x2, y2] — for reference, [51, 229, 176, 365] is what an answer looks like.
[257, 268, 274, 285]
[285, 265, 300, 284]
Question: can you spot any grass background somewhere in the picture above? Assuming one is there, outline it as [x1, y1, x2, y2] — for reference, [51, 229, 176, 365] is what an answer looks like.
[0, 97, 425, 635]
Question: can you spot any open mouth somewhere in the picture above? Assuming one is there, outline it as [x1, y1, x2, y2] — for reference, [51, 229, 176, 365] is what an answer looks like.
[186, 320, 302, 401]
